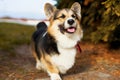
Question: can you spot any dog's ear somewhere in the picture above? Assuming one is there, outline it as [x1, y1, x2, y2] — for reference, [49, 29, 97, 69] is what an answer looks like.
[44, 3, 56, 19]
[71, 2, 81, 19]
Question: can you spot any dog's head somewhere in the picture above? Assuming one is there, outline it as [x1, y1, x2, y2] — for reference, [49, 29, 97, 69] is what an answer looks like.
[44, 2, 82, 40]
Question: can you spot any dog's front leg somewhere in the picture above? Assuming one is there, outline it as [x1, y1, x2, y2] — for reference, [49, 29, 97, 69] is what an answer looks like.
[41, 55, 62, 80]
[49, 73, 62, 80]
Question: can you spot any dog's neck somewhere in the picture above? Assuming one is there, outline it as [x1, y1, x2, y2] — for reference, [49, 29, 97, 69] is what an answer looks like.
[57, 37, 77, 48]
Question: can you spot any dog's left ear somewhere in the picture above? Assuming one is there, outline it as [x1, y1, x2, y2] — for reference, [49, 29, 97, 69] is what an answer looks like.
[71, 2, 81, 19]
[44, 3, 57, 19]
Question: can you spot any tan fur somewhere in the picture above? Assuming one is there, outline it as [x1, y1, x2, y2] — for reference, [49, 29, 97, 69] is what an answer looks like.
[32, 2, 83, 80]
[32, 43, 59, 73]
[41, 54, 59, 73]
[31, 42, 38, 60]
[44, 3, 56, 19]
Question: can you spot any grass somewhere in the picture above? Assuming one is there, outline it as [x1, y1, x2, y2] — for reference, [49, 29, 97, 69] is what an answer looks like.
[0, 22, 35, 52]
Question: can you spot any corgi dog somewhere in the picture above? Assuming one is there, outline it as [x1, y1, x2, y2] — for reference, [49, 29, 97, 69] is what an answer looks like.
[31, 2, 83, 80]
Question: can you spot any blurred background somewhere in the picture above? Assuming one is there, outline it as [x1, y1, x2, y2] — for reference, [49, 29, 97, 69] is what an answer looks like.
[0, 0, 120, 48]
[0, 0, 56, 19]
[0, 0, 120, 80]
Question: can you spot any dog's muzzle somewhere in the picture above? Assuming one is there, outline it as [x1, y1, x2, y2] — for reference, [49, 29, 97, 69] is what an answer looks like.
[58, 18, 77, 34]
[65, 19, 76, 33]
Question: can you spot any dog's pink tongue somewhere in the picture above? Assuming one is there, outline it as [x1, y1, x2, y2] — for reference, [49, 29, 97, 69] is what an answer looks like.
[67, 28, 75, 33]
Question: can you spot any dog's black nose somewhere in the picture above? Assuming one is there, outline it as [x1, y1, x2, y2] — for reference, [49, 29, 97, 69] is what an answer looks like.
[67, 19, 74, 25]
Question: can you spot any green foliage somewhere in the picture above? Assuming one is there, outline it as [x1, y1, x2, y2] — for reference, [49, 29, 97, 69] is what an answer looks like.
[102, 0, 120, 16]
[0, 22, 35, 51]
[90, 0, 120, 43]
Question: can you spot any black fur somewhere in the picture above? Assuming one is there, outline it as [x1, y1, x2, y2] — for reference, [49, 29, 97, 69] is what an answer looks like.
[32, 22, 59, 59]
[58, 24, 65, 34]
[36, 22, 47, 29]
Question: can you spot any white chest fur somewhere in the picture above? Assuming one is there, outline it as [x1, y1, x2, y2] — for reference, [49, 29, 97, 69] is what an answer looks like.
[51, 45, 76, 74]
[50, 24, 82, 74]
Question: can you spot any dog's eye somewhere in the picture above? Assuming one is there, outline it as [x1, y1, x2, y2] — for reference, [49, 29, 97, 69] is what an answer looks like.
[60, 14, 66, 18]
[72, 14, 76, 18]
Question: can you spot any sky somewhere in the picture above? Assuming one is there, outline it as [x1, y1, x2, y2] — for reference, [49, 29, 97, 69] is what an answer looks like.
[0, 0, 56, 19]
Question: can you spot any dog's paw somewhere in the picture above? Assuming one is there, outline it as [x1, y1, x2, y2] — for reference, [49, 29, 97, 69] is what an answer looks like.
[50, 73, 62, 80]
[36, 62, 42, 70]
[58, 66, 67, 74]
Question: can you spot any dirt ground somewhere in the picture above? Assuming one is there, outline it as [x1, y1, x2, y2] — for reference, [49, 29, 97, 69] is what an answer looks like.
[0, 43, 120, 80]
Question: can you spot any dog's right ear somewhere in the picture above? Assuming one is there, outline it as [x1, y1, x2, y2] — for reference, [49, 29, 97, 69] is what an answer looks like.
[71, 2, 81, 19]
[44, 3, 56, 19]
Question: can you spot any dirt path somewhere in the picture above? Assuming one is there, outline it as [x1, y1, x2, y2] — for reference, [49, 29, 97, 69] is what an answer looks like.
[0, 43, 120, 80]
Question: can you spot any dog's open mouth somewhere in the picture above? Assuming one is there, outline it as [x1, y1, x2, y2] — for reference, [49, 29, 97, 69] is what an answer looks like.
[66, 27, 76, 33]
[58, 25, 76, 34]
